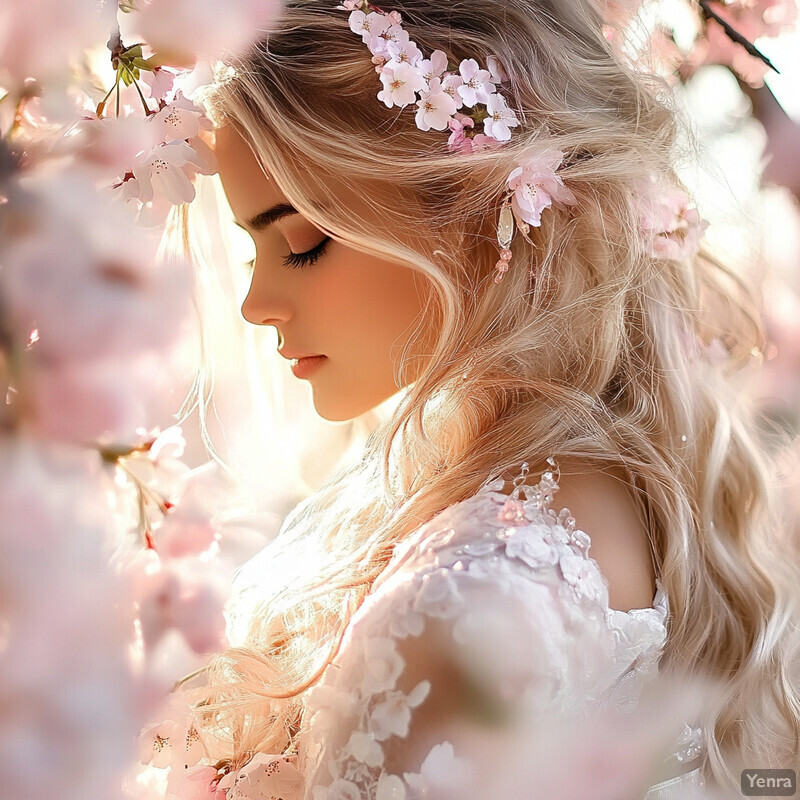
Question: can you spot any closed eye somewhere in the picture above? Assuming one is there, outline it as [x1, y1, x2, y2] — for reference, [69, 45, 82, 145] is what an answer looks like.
[244, 236, 332, 272]
[283, 236, 331, 269]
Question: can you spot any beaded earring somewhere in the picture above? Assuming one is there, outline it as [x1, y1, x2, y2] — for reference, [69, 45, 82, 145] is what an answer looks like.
[494, 196, 515, 283]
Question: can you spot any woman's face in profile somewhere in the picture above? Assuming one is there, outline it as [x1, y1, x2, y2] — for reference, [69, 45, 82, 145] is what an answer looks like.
[214, 125, 431, 422]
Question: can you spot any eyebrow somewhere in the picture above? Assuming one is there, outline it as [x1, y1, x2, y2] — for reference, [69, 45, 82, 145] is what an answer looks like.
[234, 202, 298, 232]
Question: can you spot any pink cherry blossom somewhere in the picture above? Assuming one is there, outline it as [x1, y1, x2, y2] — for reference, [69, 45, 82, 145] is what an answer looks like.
[482, 93, 520, 142]
[217, 753, 304, 800]
[385, 27, 423, 67]
[349, 9, 391, 44]
[506, 150, 578, 227]
[56, 114, 157, 187]
[134, 0, 283, 65]
[471, 133, 506, 152]
[140, 67, 178, 102]
[440, 73, 465, 108]
[377, 61, 426, 109]
[417, 49, 449, 88]
[0, 171, 191, 365]
[130, 551, 229, 656]
[415, 79, 459, 131]
[370, 20, 407, 58]
[152, 91, 212, 144]
[447, 114, 477, 153]
[637, 182, 708, 260]
[166, 765, 226, 800]
[0, 437, 149, 800]
[131, 141, 199, 204]
[183, 135, 218, 178]
[457, 58, 497, 107]
[0, 0, 117, 89]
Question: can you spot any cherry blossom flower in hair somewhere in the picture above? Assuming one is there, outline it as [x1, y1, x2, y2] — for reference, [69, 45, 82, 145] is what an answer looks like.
[636, 180, 709, 260]
[338, 0, 577, 284]
[506, 150, 578, 228]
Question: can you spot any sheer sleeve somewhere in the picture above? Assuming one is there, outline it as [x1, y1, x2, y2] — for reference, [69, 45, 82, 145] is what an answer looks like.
[299, 478, 668, 800]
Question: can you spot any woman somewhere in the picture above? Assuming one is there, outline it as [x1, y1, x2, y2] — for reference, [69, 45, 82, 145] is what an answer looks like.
[172, 0, 800, 797]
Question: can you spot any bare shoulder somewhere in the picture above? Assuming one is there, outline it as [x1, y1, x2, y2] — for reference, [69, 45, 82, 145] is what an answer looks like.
[500, 460, 657, 612]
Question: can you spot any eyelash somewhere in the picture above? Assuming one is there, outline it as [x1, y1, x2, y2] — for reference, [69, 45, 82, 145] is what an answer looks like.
[245, 237, 332, 272]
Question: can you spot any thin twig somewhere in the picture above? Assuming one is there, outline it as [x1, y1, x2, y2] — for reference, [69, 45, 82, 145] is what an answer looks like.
[698, 0, 780, 75]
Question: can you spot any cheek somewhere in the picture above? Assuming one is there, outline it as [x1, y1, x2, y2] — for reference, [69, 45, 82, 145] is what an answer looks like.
[320, 249, 427, 348]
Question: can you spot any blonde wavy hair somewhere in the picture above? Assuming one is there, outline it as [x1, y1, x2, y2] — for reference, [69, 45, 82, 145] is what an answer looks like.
[180, 0, 800, 790]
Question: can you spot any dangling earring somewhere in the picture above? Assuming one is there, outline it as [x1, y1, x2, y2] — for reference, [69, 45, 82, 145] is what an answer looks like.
[494, 195, 515, 284]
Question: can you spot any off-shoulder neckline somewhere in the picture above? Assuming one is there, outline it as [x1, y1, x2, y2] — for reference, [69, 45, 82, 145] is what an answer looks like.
[475, 474, 668, 617]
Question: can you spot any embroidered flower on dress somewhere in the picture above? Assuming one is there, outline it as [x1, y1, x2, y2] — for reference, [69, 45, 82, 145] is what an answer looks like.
[361, 636, 405, 693]
[318, 777, 362, 800]
[344, 730, 385, 767]
[412, 569, 462, 618]
[368, 681, 431, 740]
[376, 773, 406, 800]
[404, 741, 473, 796]
[505, 526, 560, 569]
[559, 552, 607, 604]
[305, 683, 359, 737]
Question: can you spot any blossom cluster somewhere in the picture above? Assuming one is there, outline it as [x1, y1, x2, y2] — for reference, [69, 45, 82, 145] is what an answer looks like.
[338, 0, 577, 236]
[339, 0, 519, 151]
[116, 87, 218, 216]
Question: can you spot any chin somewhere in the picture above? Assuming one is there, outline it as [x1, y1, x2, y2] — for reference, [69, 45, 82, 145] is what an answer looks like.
[311, 388, 392, 423]
[311, 395, 365, 423]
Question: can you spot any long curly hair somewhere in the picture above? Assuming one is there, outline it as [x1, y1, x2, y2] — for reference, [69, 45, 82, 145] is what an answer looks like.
[180, 0, 800, 790]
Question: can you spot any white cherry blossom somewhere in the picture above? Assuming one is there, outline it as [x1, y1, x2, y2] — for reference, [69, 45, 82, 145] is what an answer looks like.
[415, 79, 459, 131]
[151, 91, 212, 144]
[377, 62, 426, 109]
[385, 28, 423, 66]
[456, 58, 497, 107]
[483, 92, 520, 142]
[131, 140, 198, 204]
[417, 50, 449, 88]
[349, 10, 391, 43]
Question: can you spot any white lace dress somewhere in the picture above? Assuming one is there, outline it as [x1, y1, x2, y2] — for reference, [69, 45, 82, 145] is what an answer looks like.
[235, 467, 708, 800]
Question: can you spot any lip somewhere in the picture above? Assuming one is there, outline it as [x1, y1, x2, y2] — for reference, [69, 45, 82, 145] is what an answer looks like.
[279, 348, 324, 360]
[290, 355, 327, 379]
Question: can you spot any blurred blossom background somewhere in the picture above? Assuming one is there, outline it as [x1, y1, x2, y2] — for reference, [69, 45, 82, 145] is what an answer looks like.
[0, 1, 798, 799]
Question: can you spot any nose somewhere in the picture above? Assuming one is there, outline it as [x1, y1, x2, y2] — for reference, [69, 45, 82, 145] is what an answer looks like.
[240, 270, 292, 327]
